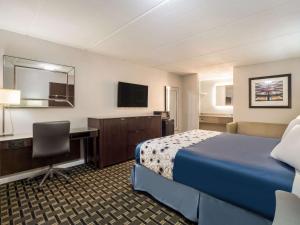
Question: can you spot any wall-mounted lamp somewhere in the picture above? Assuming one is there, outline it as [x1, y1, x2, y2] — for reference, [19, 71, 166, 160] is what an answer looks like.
[0, 89, 21, 136]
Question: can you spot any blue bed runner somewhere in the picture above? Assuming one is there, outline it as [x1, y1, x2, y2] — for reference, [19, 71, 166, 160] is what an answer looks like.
[173, 133, 295, 219]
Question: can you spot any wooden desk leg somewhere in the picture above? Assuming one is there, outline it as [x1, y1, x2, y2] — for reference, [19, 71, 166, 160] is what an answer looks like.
[83, 137, 99, 168]
[83, 138, 89, 164]
[92, 137, 98, 168]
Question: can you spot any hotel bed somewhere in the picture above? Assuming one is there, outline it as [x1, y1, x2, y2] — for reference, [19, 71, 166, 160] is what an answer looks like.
[131, 129, 299, 225]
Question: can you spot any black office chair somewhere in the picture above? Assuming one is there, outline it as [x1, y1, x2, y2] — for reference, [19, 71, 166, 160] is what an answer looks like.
[33, 121, 70, 187]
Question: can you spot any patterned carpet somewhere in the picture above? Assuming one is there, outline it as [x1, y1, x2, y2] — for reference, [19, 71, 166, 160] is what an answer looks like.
[0, 161, 193, 225]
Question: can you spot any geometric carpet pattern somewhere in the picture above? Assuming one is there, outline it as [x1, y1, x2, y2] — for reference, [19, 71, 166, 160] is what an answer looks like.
[0, 161, 193, 225]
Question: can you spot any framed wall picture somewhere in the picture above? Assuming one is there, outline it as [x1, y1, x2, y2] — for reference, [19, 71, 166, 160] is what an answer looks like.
[249, 74, 291, 108]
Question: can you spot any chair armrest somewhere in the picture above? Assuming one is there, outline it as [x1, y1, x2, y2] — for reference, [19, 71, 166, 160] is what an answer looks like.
[226, 122, 237, 133]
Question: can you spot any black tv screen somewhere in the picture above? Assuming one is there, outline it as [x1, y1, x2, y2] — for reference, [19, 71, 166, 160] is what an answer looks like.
[118, 82, 148, 107]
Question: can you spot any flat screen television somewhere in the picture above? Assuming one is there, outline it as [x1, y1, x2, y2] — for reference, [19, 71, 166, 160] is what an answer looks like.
[118, 82, 148, 107]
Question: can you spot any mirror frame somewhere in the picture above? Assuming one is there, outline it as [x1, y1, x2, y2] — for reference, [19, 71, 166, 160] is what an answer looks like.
[3, 55, 75, 108]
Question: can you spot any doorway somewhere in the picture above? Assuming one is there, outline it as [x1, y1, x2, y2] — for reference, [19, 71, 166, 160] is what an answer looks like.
[165, 86, 179, 131]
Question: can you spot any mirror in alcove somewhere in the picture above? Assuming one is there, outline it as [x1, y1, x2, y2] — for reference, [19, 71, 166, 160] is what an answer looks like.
[215, 85, 233, 106]
[3, 55, 75, 108]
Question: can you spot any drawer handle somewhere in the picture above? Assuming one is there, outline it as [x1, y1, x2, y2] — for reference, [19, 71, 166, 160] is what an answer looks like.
[8, 140, 26, 149]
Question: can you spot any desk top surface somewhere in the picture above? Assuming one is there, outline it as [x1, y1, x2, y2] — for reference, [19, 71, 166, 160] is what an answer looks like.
[0, 127, 98, 142]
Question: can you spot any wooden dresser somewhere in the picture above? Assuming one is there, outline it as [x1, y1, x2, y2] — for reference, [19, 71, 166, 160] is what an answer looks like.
[88, 116, 161, 168]
[199, 114, 233, 132]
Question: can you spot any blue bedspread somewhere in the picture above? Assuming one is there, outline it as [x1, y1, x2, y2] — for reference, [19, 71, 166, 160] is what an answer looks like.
[173, 133, 295, 219]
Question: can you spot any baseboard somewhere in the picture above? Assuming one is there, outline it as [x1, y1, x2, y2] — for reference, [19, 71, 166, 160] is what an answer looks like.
[0, 159, 85, 185]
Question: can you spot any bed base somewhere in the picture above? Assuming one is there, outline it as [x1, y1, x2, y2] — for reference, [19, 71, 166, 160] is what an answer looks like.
[132, 164, 272, 225]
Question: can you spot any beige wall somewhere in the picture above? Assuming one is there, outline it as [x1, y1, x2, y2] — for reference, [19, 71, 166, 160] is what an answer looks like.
[0, 29, 183, 134]
[233, 58, 300, 124]
[182, 74, 199, 131]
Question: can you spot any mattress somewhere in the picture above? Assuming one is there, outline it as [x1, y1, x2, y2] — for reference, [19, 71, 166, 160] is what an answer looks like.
[174, 133, 294, 219]
[135, 131, 295, 219]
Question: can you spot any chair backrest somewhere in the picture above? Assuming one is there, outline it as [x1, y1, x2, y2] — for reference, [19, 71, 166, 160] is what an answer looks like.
[32, 121, 70, 158]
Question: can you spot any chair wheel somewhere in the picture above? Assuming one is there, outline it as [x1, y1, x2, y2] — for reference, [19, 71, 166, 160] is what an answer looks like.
[66, 179, 71, 184]
[34, 186, 43, 192]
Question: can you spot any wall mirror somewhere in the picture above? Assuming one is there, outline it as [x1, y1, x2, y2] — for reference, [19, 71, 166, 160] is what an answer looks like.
[3, 55, 75, 108]
[215, 85, 233, 106]
[165, 86, 179, 130]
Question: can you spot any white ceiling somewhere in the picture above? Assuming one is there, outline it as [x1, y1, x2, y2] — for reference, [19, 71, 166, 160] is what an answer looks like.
[0, 0, 300, 74]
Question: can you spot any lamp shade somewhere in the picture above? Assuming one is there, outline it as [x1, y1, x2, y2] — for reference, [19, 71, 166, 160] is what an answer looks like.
[0, 89, 21, 105]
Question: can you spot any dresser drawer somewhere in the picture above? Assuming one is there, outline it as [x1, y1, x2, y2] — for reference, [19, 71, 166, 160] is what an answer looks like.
[0, 139, 32, 150]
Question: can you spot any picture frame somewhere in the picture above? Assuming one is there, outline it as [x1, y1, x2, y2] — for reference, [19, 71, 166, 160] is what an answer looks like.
[249, 74, 291, 108]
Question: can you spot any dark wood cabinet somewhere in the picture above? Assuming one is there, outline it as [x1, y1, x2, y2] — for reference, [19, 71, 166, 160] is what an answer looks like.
[102, 119, 127, 166]
[146, 117, 162, 138]
[88, 116, 162, 168]
[162, 119, 175, 136]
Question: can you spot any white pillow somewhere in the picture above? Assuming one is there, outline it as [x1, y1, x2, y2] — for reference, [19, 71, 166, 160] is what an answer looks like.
[282, 118, 300, 139]
[271, 125, 300, 171]
[272, 191, 300, 225]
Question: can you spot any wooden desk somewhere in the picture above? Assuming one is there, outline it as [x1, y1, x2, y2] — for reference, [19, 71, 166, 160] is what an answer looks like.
[199, 114, 233, 132]
[0, 128, 99, 176]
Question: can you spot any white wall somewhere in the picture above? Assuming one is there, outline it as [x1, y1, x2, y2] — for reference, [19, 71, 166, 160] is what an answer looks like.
[0, 29, 183, 133]
[234, 58, 300, 124]
[199, 79, 233, 115]
[182, 74, 199, 131]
